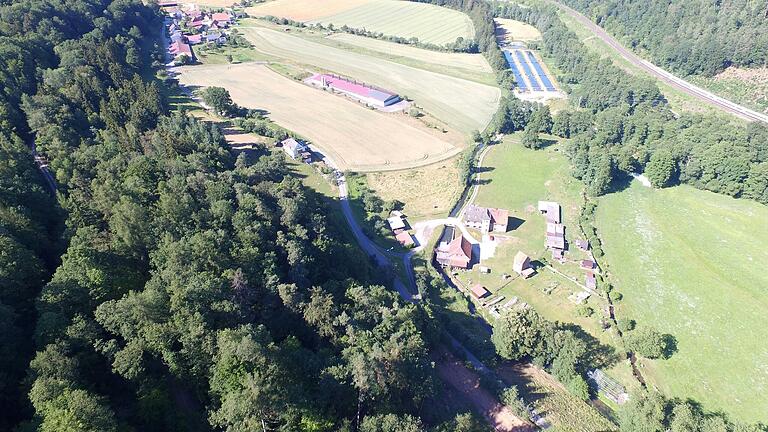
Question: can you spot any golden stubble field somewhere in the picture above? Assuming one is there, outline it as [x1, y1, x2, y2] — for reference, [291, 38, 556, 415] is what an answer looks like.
[177, 63, 463, 171]
[246, 0, 372, 21]
[239, 27, 501, 133]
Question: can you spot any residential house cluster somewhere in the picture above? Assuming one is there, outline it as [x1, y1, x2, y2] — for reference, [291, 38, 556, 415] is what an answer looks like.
[163, 3, 233, 62]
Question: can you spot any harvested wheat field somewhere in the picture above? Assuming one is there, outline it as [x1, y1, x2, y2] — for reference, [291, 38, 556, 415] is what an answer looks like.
[240, 27, 501, 133]
[328, 33, 493, 73]
[311, 0, 475, 46]
[494, 18, 542, 43]
[246, 0, 372, 21]
[177, 63, 462, 171]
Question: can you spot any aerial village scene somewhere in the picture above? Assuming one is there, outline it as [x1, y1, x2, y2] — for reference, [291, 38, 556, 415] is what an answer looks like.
[158, 0, 628, 414]
[134, 0, 768, 429]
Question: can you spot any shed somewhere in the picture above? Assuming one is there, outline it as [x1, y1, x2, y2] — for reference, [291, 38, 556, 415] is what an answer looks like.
[387, 216, 406, 231]
[538, 200, 561, 223]
[469, 284, 490, 299]
[395, 231, 415, 247]
[585, 272, 597, 289]
[581, 260, 596, 270]
[512, 251, 535, 278]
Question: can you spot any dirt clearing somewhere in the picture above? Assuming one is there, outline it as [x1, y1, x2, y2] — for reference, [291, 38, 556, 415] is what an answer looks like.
[329, 33, 493, 73]
[435, 350, 535, 432]
[176, 63, 461, 171]
[239, 27, 501, 133]
[246, 0, 372, 21]
[495, 18, 542, 43]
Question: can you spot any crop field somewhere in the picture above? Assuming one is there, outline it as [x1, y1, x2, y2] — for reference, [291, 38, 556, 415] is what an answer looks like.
[310, 0, 475, 46]
[596, 183, 768, 423]
[328, 33, 493, 73]
[494, 18, 542, 42]
[239, 27, 501, 133]
[246, 0, 371, 21]
[177, 63, 461, 171]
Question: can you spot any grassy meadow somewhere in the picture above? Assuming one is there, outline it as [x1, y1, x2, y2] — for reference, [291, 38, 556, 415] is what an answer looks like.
[311, 0, 475, 46]
[596, 183, 768, 423]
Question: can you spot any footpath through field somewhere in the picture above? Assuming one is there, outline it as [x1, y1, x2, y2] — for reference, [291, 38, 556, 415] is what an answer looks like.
[547, 0, 768, 124]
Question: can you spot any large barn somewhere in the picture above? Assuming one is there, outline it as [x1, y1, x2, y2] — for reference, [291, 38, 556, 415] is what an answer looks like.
[307, 74, 402, 108]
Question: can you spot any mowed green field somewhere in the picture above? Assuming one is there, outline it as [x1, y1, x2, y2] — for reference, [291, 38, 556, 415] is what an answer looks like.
[596, 183, 768, 422]
[239, 26, 500, 133]
[311, 0, 475, 46]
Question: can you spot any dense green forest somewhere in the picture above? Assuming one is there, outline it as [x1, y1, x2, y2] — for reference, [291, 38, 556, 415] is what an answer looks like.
[556, 0, 768, 76]
[0, 1, 494, 431]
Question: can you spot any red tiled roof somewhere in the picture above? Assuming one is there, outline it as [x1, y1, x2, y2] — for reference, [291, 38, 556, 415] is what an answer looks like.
[490, 208, 508, 226]
[469, 284, 490, 299]
[395, 231, 414, 246]
[211, 12, 231, 22]
[437, 234, 472, 268]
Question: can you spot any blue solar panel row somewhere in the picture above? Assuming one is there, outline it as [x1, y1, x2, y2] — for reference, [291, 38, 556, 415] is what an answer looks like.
[526, 51, 556, 91]
[502, 50, 527, 92]
[514, 50, 542, 91]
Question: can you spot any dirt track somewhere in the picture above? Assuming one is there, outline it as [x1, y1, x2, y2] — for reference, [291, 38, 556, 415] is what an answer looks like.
[435, 350, 535, 432]
[550, 0, 768, 124]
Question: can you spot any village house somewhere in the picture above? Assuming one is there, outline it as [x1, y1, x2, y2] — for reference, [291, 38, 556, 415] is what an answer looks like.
[436, 233, 472, 269]
[463, 204, 509, 233]
[513, 251, 535, 278]
[580, 260, 596, 271]
[387, 214, 406, 231]
[281, 138, 307, 160]
[538, 201, 561, 224]
[575, 239, 589, 251]
[545, 222, 565, 249]
[395, 231, 415, 247]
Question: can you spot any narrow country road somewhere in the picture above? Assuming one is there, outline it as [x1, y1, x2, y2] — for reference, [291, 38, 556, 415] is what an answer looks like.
[549, 0, 768, 124]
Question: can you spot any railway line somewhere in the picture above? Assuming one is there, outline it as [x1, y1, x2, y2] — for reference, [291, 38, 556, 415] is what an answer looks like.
[550, 0, 768, 124]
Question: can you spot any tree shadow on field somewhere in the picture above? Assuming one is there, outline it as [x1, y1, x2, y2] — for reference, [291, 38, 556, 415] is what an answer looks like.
[661, 333, 678, 359]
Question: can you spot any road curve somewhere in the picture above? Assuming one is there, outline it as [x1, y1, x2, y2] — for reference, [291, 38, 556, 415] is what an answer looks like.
[549, 0, 768, 124]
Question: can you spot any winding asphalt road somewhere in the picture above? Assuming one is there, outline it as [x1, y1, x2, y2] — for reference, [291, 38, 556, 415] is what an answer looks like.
[549, 0, 768, 124]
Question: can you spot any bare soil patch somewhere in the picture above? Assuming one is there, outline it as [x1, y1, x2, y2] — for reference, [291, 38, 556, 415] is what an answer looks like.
[435, 349, 535, 432]
[176, 63, 461, 171]
[494, 18, 542, 43]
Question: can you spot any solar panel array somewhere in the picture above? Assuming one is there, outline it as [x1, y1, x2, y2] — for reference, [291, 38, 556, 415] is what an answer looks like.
[502, 50, 527, 91]
[502, 48, 556, 93]
[526, 51, 556, 91]
[514, 50, 542, 91]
